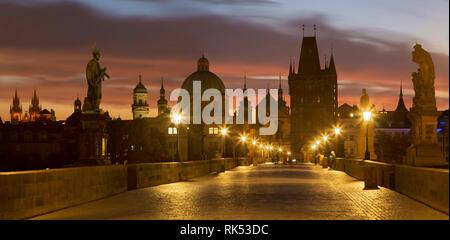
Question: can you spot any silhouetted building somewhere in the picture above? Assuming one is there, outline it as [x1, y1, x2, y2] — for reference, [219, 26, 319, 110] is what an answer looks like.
[288, 31, 337, 159]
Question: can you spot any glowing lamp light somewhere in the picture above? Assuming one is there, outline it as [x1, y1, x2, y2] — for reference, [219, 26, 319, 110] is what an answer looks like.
[287, 152, 291, 155]
[221, 128, 228, 136]
[172, 113, 182, 124]
[269, 146, 273, 150]
[241, 136, 247, 142]
[323, 136, 328, 141]
[278, 148, 282, 152]
[363, 111, 372, 122]
[316, 140, 320, 145]
[311, 145, 316, 149]
[334, 128, 341, 135]
[259, 144, 263, 148]
[265, 146, 269, 150]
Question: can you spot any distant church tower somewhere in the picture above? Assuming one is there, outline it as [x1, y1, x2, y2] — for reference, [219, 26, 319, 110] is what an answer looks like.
[132, 75, 149, 119]
[288, 25, 338, 157]
[157, 77, 168, 115]
[29, 89, 42, 121]
[10, 89, 22, 124]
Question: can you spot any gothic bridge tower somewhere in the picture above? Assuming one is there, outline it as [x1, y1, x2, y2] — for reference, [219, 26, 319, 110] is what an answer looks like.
[288, 26, 338, 159]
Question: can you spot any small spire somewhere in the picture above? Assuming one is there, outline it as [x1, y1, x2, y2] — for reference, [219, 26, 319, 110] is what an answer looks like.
[161, 76, 164, 89]
[400, 80, 403, 96]
[289, 57, 292, 75]
[314, 24, 316, 36]
[302, 24, 305, 37]
[324, 54, 328, 70]
[139, 74, 142, 83]
[278, 72, 282, 89]
[243, 72, 247, 91]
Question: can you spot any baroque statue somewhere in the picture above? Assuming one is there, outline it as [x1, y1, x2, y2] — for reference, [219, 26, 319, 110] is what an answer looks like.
[406, 44, 444, 167]
[83, 48, 110, 113]
[411, 43, 436, 109]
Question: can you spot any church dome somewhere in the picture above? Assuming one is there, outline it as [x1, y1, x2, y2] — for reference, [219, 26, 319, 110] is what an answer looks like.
[134, 76, 147, 94]
[181, 55, 225, 95]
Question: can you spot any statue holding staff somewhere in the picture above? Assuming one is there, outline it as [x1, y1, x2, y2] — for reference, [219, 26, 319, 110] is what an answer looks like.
[83, 48, 110, 113]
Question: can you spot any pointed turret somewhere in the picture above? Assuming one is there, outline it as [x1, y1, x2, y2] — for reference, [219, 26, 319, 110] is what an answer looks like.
[395, 82, 408, 112]
[289, 58, 292, 76]
[328, 53, 336, 74]
[243, 72, 247, 92]
[298, 33, 321, 74]
[158, 77, 168, 115]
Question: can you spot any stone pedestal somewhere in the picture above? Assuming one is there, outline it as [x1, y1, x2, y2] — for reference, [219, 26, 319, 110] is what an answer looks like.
[406, 107, 445, 167]
[78, 113, 110, 165]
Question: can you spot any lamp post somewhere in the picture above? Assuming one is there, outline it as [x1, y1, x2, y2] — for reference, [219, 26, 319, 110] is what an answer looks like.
[311, 144, 317, 165]
[172, 113, 182, 162]
[334, 128, 340, 157]
[240, 135, 247, 159]
[323, 135, 329, 156]
[221, 128, 228, 158]
[363, 111, 372, 160]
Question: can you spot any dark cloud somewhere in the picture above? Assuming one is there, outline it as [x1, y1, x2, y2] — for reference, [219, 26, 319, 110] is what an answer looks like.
[0, 0, 448, 120]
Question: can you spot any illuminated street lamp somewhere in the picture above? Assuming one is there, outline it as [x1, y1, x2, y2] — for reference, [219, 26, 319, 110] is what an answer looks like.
[171, 112, 182, 161]
[311, 144, 316, 149]
[278, 148, 282, 152]
[334, 127, 341, 157]
[221, 128, 228, 158]
[363, 111, 372, 160]
[241, 136, 247, 142]
[316, 140, 320, 145]
[323, 136, 328, 141]
[334, 128, 341, 135]
[252, 140, 257, 145]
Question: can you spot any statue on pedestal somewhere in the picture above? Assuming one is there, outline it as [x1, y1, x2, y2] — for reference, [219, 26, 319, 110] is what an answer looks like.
[411, 44, 436, 110]
[82, 49, 110, 113]
[406, 44, 445, 167]
[360, 88, 370, 111]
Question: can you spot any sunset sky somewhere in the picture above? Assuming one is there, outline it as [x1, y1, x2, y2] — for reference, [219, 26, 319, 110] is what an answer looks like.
[0, 0, 448, 120]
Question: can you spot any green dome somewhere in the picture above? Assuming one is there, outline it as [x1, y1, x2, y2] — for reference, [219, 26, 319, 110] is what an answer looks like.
[181, 55, 225, 95]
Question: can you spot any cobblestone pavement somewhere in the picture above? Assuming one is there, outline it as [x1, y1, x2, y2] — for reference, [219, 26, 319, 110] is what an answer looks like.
[32, 163, 449, 220]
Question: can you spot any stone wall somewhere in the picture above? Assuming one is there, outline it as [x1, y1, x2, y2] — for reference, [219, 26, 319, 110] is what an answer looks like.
[334, 158, 449, 214]
[395, 165, 449, 214]
[0, 165, 127, 220]
[1, 158, 250, 219]
[127, 158, 244, 190]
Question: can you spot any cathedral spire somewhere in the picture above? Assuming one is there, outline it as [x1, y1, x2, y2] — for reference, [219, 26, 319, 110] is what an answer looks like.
[395, 81, 408, 112]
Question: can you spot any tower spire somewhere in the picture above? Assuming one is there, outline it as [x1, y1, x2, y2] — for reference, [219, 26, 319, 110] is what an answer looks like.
[395, 80, 407, 112]
[302, 24, 305, 37]
[289, 57, 292, 75]
[314, 24, 316, 37]
[243, 72, 247, 91]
